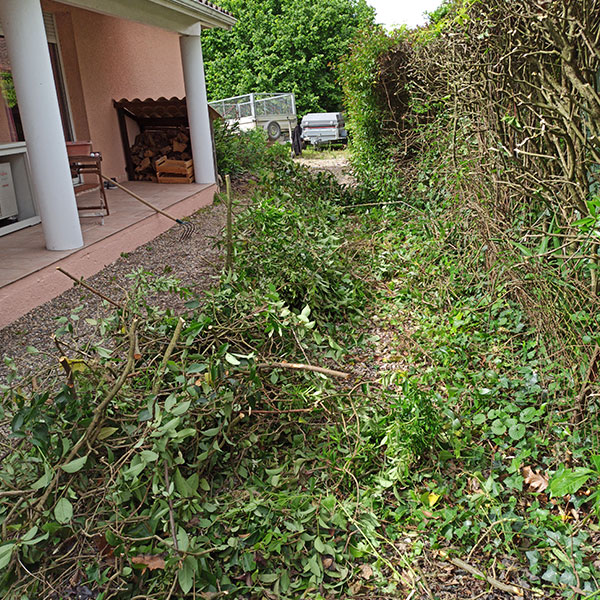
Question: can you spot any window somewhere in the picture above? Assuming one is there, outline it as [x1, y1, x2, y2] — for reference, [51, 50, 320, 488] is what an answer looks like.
[0, 13, 73, 145]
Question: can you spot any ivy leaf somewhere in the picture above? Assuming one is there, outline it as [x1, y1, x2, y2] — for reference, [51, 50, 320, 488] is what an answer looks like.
[54, 498, 73, 524]
[472, 413, 486, 425]
[542, 565, 558, 583]
[508, 423, 526, 440]
[520, 407, 537, 423]
[491, 419, 506, 435]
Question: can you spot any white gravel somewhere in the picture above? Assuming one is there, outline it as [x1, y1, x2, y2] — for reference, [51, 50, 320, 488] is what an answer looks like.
[295, 155, 356, 186]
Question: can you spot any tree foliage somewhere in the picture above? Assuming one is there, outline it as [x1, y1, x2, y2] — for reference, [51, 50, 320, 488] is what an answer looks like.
[202, 0, 375, 114]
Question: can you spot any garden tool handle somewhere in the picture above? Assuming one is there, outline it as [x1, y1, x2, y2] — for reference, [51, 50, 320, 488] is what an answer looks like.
[100, 175, 182, 224]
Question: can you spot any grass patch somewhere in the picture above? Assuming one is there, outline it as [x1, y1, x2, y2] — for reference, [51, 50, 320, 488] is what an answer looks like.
[299, 147, 348, 160]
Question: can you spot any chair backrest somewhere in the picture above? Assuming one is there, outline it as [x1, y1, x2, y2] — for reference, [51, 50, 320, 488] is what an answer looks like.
[66, 141, 92, 157]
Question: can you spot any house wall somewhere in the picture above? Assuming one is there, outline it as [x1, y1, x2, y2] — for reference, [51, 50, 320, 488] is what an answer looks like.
[49, 2, 91, 142]
[42, 1, 186, 180]
[0, 106, 12, 145]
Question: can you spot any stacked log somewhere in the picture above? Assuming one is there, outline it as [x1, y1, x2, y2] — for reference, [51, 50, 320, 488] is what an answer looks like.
[129, 128, 192, 181]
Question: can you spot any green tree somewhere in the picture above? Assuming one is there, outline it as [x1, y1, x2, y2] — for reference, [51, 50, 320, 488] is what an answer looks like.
[202, 0, 375, 115]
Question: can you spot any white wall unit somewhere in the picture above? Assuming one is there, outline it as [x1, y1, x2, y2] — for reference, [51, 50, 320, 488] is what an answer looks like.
[0, 163, 18, 218]
[0, 142, 40, 237]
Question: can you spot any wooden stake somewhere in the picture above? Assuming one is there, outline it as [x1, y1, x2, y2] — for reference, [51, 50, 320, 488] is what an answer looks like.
[225, 174, 233, 271]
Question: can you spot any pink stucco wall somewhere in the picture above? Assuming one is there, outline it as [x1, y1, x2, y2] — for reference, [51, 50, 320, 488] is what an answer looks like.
[43, 2, 186, 180]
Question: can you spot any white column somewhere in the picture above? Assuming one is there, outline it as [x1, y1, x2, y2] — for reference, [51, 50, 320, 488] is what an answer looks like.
[0, 0, 83, 251]
[180, 32, 216, 185]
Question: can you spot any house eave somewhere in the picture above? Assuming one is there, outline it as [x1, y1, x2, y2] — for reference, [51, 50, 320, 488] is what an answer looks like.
[159, 0, 236, 30]
[55, 0, 236, 33]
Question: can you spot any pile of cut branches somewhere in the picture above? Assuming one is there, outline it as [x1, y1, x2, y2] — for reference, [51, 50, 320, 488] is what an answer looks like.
[0, 163, 410, 599]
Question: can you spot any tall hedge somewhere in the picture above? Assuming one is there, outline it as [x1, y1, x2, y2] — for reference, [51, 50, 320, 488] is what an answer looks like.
[341, 0, 600, 348]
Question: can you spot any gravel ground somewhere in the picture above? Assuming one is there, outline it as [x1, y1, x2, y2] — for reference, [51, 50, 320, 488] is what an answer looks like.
[295, 155, 356, 186]
[0, 157, 349, 384]
[0, 201, 226, 383]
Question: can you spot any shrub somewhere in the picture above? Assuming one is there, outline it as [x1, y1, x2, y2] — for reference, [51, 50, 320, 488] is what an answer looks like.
[213, 120, 288, 178]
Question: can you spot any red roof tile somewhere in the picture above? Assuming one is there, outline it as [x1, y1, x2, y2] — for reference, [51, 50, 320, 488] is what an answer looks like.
[195, 0, 235, 19]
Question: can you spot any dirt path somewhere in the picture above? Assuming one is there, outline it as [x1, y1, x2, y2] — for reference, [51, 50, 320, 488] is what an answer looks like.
[295, 153, 356, 186]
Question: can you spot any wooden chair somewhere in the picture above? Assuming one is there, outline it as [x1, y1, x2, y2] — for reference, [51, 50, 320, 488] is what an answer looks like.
[66, 142, 109, 218]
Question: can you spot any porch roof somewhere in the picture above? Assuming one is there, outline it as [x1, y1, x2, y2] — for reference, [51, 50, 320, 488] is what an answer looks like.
[56, 0, 236, 32]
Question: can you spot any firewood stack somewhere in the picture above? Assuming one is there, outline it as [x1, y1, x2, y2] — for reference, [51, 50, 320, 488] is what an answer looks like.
[129, 128, 192, 181]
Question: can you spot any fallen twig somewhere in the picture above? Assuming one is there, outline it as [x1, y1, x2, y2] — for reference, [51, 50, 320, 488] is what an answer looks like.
[58, 356, 77, 398]
[342, 199, 426, 212]
[56, 267, 121, 308]
[198, 254, 220, 270]
[152, 317, 185, 394]
[0, 490, 29, 498]
[256, 361, 350, 379]
[441, 553, 524, 596]
[244, 407, 316, 414]
[163, 460, 179, 552]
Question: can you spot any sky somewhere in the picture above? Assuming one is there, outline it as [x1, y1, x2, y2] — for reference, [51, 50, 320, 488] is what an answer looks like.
[367, 0, 444, 29]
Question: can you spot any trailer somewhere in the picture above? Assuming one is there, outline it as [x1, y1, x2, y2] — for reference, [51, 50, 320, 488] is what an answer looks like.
[208, 92, 297, 142]
[300, 112, 347, 146]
